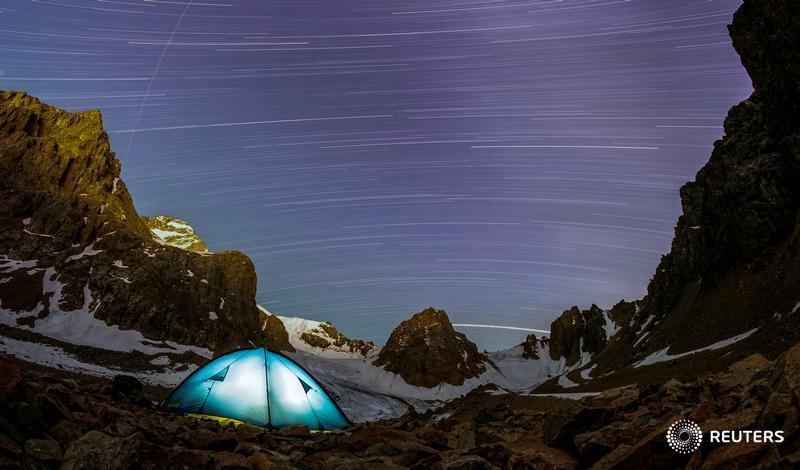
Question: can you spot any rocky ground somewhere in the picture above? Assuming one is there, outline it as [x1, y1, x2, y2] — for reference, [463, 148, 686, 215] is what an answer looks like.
[3, 343, 800, 469]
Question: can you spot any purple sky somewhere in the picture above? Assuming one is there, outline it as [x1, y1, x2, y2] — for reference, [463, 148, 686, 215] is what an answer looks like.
[0, 0, 752, 350]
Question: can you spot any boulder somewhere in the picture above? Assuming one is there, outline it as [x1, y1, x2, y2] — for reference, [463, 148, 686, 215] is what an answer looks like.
[374, 308, 489, 388]
[24, 438, 63, 462]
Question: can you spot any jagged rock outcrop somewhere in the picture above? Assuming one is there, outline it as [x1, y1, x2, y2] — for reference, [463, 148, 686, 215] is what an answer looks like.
[538, 301, 634, 369]
[141, 215, 208, 253]
[257, 307, 294, 353]
[373, 308, 489, 388]
[521, 334, 549, 360]
[299, 321, 374, 356]
[545, 0, 800, 377]
[548, 305, 609, 367]
[0, 91, 290, 353]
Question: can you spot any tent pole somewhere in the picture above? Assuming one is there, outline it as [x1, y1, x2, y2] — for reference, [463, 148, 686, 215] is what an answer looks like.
[263, 348, 272, 427]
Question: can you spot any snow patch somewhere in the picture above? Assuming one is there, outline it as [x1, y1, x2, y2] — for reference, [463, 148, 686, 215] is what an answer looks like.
[150, 355, 171, 366]
[23, 228, 54, 238]
[602, 309, 619, 340]
[0, 257, 38, 273]
[0, 267, 212, 358]
[634, 328, 759, 368]
[557, 374, 578, 389]
[66, 245, 103, 261]
[0, 336, 192, 387]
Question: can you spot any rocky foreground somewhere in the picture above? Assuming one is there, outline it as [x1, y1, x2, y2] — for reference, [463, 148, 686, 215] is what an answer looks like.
[2, 344, 800, 469]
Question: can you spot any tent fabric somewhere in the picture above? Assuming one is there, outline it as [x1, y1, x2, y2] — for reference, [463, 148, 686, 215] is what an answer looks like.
[163, 348, 349, 430]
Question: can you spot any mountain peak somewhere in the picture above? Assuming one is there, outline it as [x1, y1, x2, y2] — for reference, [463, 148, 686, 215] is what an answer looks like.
[0, 91, 291, 353]
[373, 307, 489, 388]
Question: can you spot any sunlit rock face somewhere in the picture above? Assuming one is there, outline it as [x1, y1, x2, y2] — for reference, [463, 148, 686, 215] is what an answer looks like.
[0, 91, 290, 353]
[141, 215, 209, 253]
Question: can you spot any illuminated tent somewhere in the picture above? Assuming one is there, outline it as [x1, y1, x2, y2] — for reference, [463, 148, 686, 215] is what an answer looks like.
[162, 348, 349, 430]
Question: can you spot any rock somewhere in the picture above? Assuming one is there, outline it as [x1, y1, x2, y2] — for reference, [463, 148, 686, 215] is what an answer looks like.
[24, 438, 63, 462]
[590, 385, 640, 412]
[38, 394, 72, 425]
[521, 334, 548, 360]
[542, 407, 611, 450]
[574, 421, 648, 465]
[714, 354, 772, 391]
[364, 439, 438, 467]
[548, 305, 609, 367]
[757, 392, 798, 436]
[213, 451, 251, 469]
[178, 428, 238, 452]
[440, 454, 499, 470]
[12, 403, 46, 440]
[278, 425, 310, 438]
[342, 425, 416, 453]
[0, 433, 21, 457]
[298, 321, 375, 357]
[0, 359, 22, 396]
[50, 419, 84, 446]
[62, 431, 143, 469]
[416, 427, 450, 450]
[473, 439, 578, 469]
[373, 308, 489, 388]
[699, 442, 772, 470]
[0, 413, 26, 445]
[772, 343, 800, 403]
[141, 215, 209, 253]
[702, 407, 761, 433]
[259, 311, 295, 353]
[248, 452, 287, 470]
[590, 427, 685, 470]
[111, 375, 143, 398]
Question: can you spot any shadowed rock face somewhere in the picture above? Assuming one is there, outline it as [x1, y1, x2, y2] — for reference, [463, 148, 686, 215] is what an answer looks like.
[543, 0, 800, 375]
[0, 91, 291, 353]
[373, 307, 489, 388]
[548, 305, 609, 367]
[521, 334, 549, 360]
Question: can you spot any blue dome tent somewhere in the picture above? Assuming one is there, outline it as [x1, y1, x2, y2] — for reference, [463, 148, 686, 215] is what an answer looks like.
[162, 348, 349, 430]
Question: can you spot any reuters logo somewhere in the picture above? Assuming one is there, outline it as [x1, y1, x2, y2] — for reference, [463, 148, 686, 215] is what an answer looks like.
[666, 419, 703, 454]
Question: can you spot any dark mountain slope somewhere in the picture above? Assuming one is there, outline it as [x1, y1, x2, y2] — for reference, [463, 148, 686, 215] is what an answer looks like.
[539, 0, 800, 380]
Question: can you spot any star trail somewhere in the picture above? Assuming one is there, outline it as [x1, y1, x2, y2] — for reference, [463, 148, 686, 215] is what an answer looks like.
[0, 0, 752, 350]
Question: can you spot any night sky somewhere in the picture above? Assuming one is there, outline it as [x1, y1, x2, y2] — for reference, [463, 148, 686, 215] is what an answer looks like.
[0, 0, 752, 350]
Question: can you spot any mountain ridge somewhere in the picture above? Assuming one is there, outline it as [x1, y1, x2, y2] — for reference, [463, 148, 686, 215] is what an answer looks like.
[0, 91, 291, 354]
[527, 0, 800, 388]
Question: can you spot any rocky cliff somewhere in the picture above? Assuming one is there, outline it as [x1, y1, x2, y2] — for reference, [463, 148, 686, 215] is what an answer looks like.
[373, 308, 490, 388]
[0, 91, 291, 353]
[540, 0, 800, 380]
